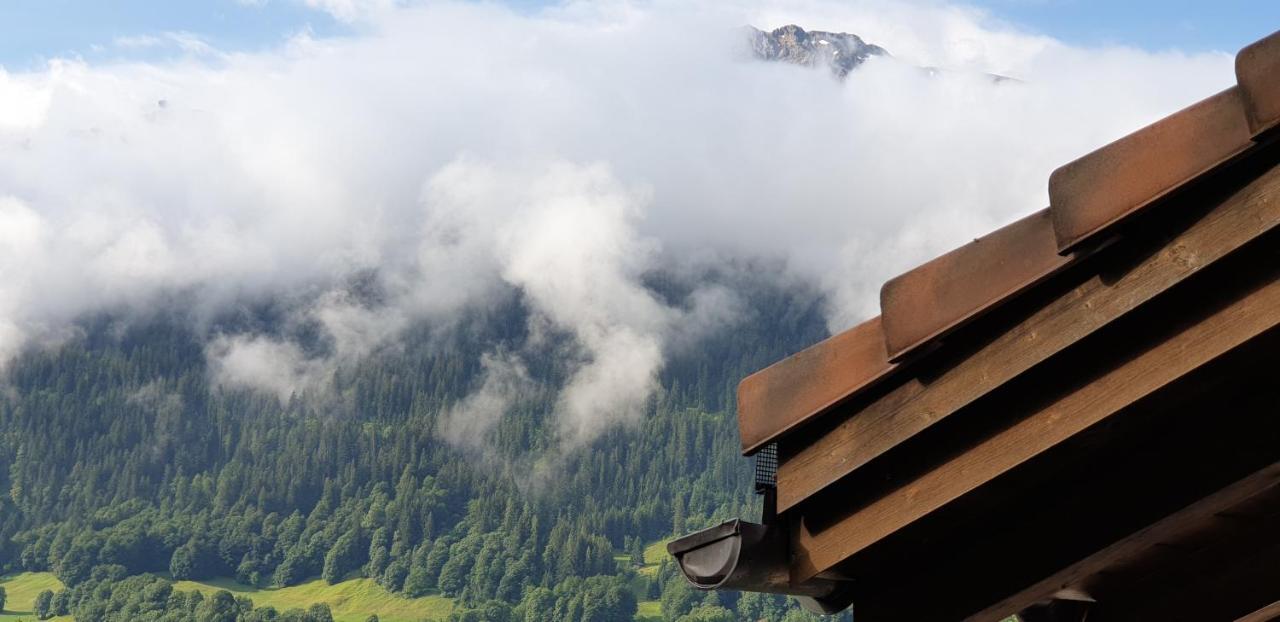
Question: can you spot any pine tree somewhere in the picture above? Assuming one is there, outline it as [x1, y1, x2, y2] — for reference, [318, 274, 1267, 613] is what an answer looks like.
[322, 528, 361, 584]
[0, 294, 834, 618]
[170, 542, 197, 580]
[33, 589, 53, 620]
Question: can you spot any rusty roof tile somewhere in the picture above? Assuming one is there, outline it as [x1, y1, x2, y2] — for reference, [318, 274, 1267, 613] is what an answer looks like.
[737, 316, 894, 454]
[1236, 30, 1280, 137]
[879, 208, 1074, 361]
[1048, 87, 1254, 253]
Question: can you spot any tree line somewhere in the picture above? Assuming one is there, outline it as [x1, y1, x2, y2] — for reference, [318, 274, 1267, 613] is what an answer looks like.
[1, 279, 842, 620]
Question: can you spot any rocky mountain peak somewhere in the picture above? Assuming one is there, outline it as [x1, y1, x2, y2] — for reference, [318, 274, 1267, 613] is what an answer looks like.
[746, 24, 889, 77]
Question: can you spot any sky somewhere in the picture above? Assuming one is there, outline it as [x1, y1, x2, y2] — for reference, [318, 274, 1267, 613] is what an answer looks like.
[970, 1, 1279, 53]
[0, 0, 1277, 69]
[0, 0, 1266, 455]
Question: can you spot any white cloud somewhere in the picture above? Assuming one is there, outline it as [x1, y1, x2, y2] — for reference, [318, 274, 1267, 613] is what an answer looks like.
[0, 69, 54, 131]
[0, 198, 49, 363]
[113, 32, 218, 56]
[489, 163, 672, 446]
[207, 334, 326, 401]
[438, 350, 536, 450]
[304, 0, 400, 22]
[0, 0, 1237, 449]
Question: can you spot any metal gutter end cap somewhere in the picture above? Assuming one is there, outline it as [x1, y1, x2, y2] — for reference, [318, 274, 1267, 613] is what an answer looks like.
[667, 519, 856, 614]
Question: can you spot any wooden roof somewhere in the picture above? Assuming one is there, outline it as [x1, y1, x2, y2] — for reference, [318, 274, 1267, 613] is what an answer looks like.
[733, 28, 1280, 621]
[739, 28, 1280, 455]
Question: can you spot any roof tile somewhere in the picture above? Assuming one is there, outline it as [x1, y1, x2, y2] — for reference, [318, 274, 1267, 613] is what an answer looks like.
[879, 208, 1072, 361]
[737, 316, 894, 454]
[1048, 87, 1253, 252]
[1236, 29, 1280, 137]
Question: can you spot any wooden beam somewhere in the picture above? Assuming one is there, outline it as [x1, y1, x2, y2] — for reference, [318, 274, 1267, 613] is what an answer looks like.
[968, 460, 1280, 621]
[800, 327, 1280, 621]
[1089, 528, 1280, 621]
[1236, 600, 1280, 622]
[776, 159, 1280, 512]
[790, 257, 1280, 579]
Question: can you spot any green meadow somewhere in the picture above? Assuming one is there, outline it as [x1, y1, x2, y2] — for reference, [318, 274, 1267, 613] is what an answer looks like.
[0, 572, 452, 622]
[0, 573, 70, 622]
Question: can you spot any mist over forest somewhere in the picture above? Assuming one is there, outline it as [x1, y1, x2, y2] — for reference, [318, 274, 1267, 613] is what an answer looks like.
[0, 1, 1241, 620]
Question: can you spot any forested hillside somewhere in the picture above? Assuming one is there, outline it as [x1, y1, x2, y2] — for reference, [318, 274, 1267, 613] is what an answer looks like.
[0, 279, 844, 621]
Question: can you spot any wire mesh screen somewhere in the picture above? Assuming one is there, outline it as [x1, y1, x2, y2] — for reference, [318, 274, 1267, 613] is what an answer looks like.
[754, 443, 778, 493]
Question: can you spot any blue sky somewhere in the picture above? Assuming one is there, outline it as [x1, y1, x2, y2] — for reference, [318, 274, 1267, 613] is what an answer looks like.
[0, 0, 346, 69]
[0, 0, 1276, 70]
[973, 0, 1279, 53]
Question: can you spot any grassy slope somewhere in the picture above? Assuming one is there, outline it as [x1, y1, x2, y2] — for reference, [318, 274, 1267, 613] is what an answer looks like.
[0, 572, 450, 622]
[642, 540, 669, 571]
[633, 539, 671, 620]
[0, 572, 71, 622]
[171, 576, 454, 622]
[4, 562, 685, 622]
[635, 600, 662, 622]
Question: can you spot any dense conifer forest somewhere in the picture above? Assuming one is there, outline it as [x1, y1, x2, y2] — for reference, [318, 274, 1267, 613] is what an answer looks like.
[0, 280, 849, 621]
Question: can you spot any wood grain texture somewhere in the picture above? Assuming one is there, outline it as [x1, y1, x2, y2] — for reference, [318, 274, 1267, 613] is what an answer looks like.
[737, 316, 895, 454]
[1049, 87, 1253, 251]
[968, 461, 1280, 621]
[879, 208, 1074, 361]
[1235, 600, 1280, 622]
[776, 162, 1280, 513]
[791, 265, 1280, 579]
